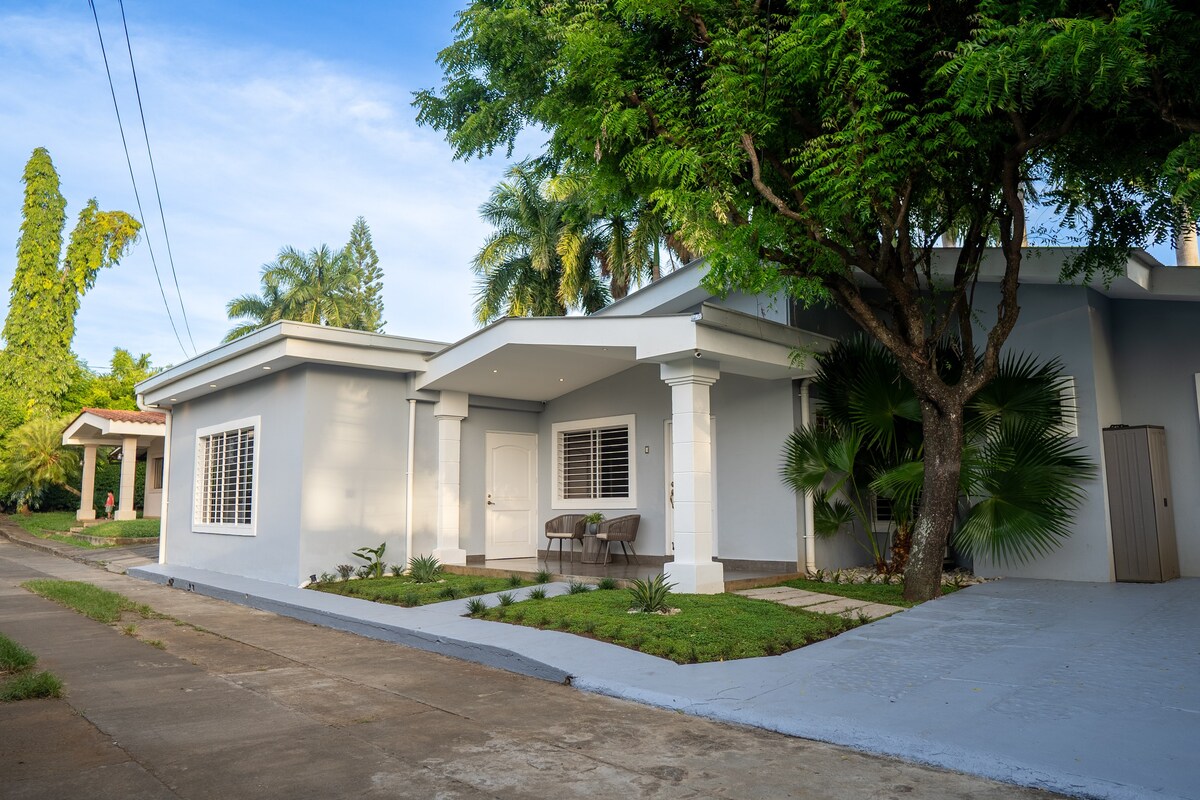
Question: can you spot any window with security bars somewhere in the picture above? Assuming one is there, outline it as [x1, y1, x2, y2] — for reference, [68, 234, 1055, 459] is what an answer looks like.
[553, 416, 635, 507]
[194, 422, 256, 531]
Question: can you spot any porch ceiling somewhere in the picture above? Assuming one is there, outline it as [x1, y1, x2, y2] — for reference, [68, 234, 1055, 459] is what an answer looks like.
[416, 305, 833, 402]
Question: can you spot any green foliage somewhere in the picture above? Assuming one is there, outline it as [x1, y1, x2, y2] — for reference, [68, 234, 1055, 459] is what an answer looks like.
[596, 577, 618, 590]
[527, 586, 548, 600]
[335, 564, 355, 581]
[566, 580, 591, 595]
[1, 148, 140, 416]
[22, 579, 156, 624]
[389, 563, 405, 578]
[476, 589, 858, 663]
[465, 597, 489, 615]
[406, 554, 443, 583]
[352, 542, 387, 579]
[345, 217, 386, 332]
[438, 585, 461, 600]
[0, 634, 36, 673]
[533, 569, 552, 584]
[496, 591, 517, 606]
[506, 573, 523, 588]
[75, 349, 159, 411]
[83, 519, 160, 538]
[627, 574, 676, 613]
[0, 416, 80, 511]
[0, 669, 63, 702]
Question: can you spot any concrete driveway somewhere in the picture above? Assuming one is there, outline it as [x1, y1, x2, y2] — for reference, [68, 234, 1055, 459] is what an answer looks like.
[128, 561, 1200, 800]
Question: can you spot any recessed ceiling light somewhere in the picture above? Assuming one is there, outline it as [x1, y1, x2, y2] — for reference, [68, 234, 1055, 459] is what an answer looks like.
[492, 369, 498, 373]
[208, 383, 217, 388]
[559, 378, 564, 382]
[169, 398, 178, 402]
[263, 366, 272, 370]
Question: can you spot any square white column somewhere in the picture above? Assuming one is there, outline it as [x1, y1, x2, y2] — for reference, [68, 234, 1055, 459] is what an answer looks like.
[115, 436, 138, 521]
[77, 444, 97, 521]
[433, 392, 468, 565]
[661, 360, 724, 593]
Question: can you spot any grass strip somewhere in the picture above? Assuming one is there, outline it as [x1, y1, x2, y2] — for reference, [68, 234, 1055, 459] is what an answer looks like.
[474, 589, 861, 664]
[312, 573, 531, 607]
[0, 632, 63, 702]
[7, 511, 77, 534]
[22, 580, 157, 624]
[777, 578, 960, 608]
[83, 519, 160, 538]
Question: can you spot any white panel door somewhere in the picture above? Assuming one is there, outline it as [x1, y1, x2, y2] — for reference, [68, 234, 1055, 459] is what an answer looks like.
[485, 432, 538, 560]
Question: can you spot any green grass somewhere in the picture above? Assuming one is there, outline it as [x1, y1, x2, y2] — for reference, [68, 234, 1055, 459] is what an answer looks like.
[7, 511, 77, 534]
[474, 590, 860, 664]
[778, 578, 960, 608]
[311, 573, 532, 607]
[22, 580, 157, 624]
[0, 632, 62, 702]
[82, 519, 160, 538]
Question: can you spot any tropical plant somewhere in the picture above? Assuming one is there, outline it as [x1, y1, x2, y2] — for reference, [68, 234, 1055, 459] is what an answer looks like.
[407, 554, 443, 583]
[0, 148, 140, 416]
[0, 416, 80, 512]
[389, 564, 404, 578]
[496, 592, 517, 607]
[566, 580, 592, 595]
[465, 597, 488, 615]
[527, 586, 548, 600]
[416, 1, 1200, 601]
[352, 542, 387, 579]
[335, 564, 355, 581]
[628, 574, 677, 614]
[782, 337, 1094, 572]
[596, 577, 618, 590]
[533, 569, 552, 584]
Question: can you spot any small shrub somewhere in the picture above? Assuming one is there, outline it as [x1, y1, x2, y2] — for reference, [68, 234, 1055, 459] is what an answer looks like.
[335, 564, 355, 582]
[506, 574, 523, 588]
[469, 580, 488, 593]
[355, 565, 372, 580]
[628, 574, 676, 613]
[465, 598, 488, 615]
[527, 587, 547, 600]
[400, 591, 421, 607]
[408, 554, 442, 583]
[497, 592, 516, 607]
[121, 623, 137, 636]
[352, 542, 387, 579]
[389, 564, 404, 578]
[319, 571, 336, 584]
[567, 580, 592, 595]
[534, 569, 552, 584]
[597, 577, 618, 590]
[437, 585, 460, 600]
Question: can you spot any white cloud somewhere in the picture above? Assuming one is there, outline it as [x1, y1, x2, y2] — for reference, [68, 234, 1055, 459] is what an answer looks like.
[0, 8, 527, 371]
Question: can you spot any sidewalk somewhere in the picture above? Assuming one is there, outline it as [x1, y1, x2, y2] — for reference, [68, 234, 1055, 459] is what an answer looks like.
[0, 539, 1050, 800]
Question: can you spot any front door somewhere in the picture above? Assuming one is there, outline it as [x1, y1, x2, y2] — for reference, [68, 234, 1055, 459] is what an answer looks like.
[485, 432, 538, 559]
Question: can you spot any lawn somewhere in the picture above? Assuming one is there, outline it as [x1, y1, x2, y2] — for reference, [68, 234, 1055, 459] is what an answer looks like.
[777, 577, 961, 608]
[6, 512, 158, 547]
[473, 587, 861, 664]
[311, 573, 534, 607]
[0, 632, 62, 702]
[7, 511, 77, 534]
[82, 519, 160, 538]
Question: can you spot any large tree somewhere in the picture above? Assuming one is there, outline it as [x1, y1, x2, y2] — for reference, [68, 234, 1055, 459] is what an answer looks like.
[0, 148, 140, 417]
[346, 217, 386, 333]
[416, 1, 1200, 600]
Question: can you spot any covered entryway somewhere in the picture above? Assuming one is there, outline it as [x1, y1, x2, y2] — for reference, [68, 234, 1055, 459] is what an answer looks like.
[485, 431, 538, 559]
[61, 408, 166, 521]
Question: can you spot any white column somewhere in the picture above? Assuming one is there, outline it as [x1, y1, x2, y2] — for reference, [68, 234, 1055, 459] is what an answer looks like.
[433, 391, 468, 565]
[77, 444, 97, 521]
[158, 413, 172, 565]
[115, 436, 138, 520]
[661, 360, 724, 594]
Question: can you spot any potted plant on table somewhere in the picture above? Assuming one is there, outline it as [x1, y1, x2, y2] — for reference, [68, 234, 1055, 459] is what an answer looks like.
[583, 512, 605, 535]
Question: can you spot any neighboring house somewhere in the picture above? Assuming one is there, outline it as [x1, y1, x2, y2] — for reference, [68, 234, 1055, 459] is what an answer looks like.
[62, 407, 167, 520]
[135, 248, 1200, 590]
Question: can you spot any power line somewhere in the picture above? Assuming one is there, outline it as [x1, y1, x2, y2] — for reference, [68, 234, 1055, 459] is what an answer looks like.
[117, 0, 196, 353]
[87, 0, 191, 358]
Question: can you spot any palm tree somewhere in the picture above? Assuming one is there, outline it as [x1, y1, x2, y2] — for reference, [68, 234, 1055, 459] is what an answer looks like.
[473, 164, 608, 324]
[224, 245, 362, 341]
[0, 416, 79, 512]
[782, 337, 1093, 573]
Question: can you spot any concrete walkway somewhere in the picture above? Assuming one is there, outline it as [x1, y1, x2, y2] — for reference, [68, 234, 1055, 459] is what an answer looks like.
[734, 585, 905, 620]
[125, 561, 1200, 800]
[0, 540, 1051, 800]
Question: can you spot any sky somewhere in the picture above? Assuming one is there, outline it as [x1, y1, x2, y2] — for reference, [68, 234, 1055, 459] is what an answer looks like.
[0, 0, 536, 372]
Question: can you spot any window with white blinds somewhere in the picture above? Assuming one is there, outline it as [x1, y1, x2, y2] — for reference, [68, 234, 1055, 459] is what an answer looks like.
[193, 417, 258, 534]
[552, 415, 636, 508]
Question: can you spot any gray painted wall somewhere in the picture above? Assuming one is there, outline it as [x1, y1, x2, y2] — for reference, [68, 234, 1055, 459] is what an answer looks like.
[296, 366, 409, 583]
[1111, 298, 1200, 577]
[163, 369, 306, 585]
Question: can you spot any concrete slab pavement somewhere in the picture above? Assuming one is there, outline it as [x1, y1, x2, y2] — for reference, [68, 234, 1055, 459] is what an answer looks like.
[123, 560, 1200, 800]
[0, 539, 1051, 800]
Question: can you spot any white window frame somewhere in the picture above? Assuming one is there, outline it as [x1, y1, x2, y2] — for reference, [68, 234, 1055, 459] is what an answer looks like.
[1056, 376, 1079, 438]
[150, 456, 165, 491]
[870, 495, 894, 533]
[551, 414, 637, 510]
[192, 416, 260, 536]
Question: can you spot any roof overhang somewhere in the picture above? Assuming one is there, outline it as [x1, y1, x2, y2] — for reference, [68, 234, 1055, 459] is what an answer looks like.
[415, 304, 833, 402]
[63, 411, 166, 448]
[137, 321, 447, 410]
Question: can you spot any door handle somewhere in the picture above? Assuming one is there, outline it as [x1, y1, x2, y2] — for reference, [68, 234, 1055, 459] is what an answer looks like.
[487, 494, 495, 506]
[669, 481, 674, 509]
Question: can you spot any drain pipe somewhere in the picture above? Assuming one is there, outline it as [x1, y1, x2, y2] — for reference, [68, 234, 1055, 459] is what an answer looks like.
[405, 398, 417, 566]
[158, 409, 172, 566]
[798, 379, 816, 575]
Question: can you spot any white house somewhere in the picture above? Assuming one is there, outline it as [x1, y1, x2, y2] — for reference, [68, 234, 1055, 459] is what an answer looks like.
[136, 249, 1200, 591]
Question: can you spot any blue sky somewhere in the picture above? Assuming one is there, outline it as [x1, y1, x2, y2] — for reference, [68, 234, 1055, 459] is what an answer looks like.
[0, 1, 533, 371]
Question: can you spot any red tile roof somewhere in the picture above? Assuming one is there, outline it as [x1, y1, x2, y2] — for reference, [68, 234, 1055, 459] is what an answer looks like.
[80, 407, 167, 425]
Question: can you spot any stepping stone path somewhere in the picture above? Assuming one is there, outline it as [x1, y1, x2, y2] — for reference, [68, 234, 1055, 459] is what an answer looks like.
[734, 585, 904, 621]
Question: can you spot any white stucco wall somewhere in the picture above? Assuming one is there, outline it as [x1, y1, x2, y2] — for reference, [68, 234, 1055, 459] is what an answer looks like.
[163, 369, 306, 585]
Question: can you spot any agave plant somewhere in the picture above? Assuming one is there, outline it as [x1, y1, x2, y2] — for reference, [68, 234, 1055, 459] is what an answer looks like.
[407, 554, 442, 583]
[782, 336, 1094, 572]
[628, 574, 676, 613]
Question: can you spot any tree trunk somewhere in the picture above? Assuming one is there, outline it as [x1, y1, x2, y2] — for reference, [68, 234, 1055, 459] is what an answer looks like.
[903, 398, 966, 601]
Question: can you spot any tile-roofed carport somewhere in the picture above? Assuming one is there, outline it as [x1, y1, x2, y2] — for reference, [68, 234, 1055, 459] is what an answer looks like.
[62, 407, 167, 523]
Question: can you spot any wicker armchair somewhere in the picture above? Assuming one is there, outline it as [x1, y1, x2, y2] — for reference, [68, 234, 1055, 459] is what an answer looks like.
[596, 514, 641, 564]
[544, 514, 587, 565]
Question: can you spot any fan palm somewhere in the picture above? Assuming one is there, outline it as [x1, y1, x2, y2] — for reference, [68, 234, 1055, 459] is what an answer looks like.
[0, 416, 80, 512]
[782, 337, 1093, 572]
